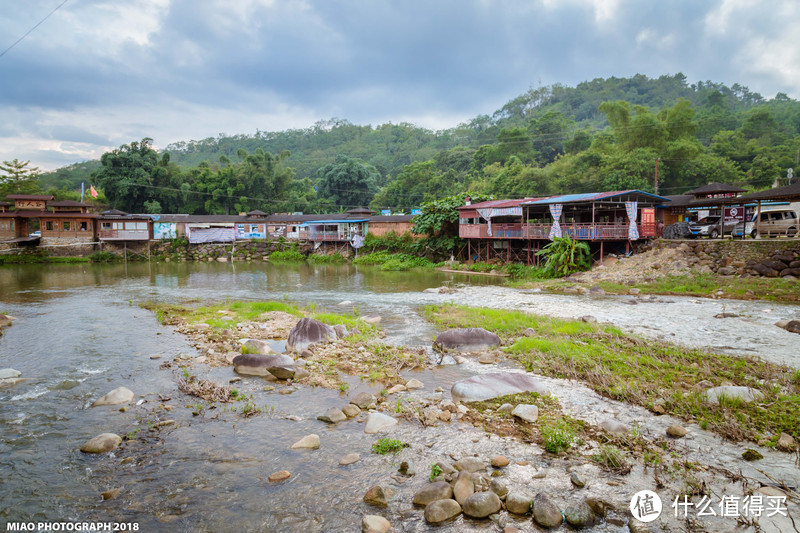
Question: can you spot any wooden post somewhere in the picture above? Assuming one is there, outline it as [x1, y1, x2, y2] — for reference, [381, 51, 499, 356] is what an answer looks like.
[600, 241, 604, 265]
[468, 239, 471, 264]
[755, 201, 761, 237]
[124, 241, 127, 263]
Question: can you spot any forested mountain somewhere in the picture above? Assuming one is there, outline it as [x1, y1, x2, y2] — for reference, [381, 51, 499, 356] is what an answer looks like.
[34, 73, 800, 214]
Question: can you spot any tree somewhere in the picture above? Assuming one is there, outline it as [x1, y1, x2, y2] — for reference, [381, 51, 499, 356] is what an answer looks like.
[0, 158, 41, 197]
[316, 155, 380, 208]
[92, 138, 160, 212]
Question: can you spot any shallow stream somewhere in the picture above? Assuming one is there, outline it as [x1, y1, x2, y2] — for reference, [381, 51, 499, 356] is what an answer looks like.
[1, 262, 798, 532]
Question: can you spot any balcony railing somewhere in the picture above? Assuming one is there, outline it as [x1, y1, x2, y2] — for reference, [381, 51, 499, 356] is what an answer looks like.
[460, 222, 658, 240]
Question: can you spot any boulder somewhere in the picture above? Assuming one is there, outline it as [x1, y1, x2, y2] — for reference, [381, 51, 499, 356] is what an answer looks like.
[364, 412, 398, 434]
[333, 324, 348, 338]
[490, 478, 508, 499]
[564, 501, 595, 528]
[491, 455, 509, 468]
[462, 491, 502, 518]
[433, 328, 501, 352]
[290, 434, 320, 449]
[317, 408, 347, 424]
[784, 320, 800, 334]
[424, 499, 461, 524]
[666, 425, 688, 438]
[453, 457, 485, 473]
[363, 485, 391, 507]
[233, 354, 294, 377]
[453, 471, 474, 505]
[342, 404, 361, 418]
[0, 314, 15, 328]
[532, 492, 562, 528]
[511, 404, 539, 423]
[506, 492, 532, 514]
[451, 372, 548, 403]
[239, 338, 275, 355]
[405, 379, 424, 390]
[351, 392, 377, 409]
[413, 481, 453, 506]
[0, 368, 22, 380]
[80, 433, 122, 454]
[91, 387, 135, 407]
[286, 318, 337, 353]
[361, 515, 391, 533]
[705, 386, 764, 404]
[776, 433, 796, 452]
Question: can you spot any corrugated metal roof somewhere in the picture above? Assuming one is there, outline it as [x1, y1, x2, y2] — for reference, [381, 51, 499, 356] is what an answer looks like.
[685, 182, 746, 195]
[521, 190, 670, 205]
[300, 219, 369, 226]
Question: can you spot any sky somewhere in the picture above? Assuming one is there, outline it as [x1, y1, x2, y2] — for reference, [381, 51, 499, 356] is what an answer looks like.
[1, 0, 798, 171]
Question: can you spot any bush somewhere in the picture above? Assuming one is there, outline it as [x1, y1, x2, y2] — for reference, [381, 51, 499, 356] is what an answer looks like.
[371, 438, 409, 455]
[88, 251, 120, 263]
[268, 249, 306, 262]
[535, 236, 591, 277]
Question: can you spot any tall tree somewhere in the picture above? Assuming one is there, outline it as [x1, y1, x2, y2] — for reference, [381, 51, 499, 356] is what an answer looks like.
[92, 138, 160, 212]
[316, 155, 380, 208]
[0, 158, 41, 197]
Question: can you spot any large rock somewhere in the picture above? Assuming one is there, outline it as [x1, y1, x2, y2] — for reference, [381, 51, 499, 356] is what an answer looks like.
[451, 373, 548, 403]
[453, 471, 474, 505]
[453, 458, 485, 473]
[317, 408, 347, 424]
[286, 318, 337, 353]
[80, 433, 122, 454]
[0, 368, 22, 380]
[239, 338, 275, 355]
[506, 492, 533, 515]
[433, 328, 501, 352]
[783, 320, 800, 334]
[705, 386, 764, 404]
[364, 412, 398, 434]
[462, 491, 502, 518]
[424, 499, 461, 524]
[511, 404, 539, 423]
[91, 387, 135, 407]
[532, 493, 562, 528]
[363, 485, 391, 507]
[564, 501, 595, 528]
[776, 433, 797, 452]
[351, 392, 377, 409]
[233, 354, 294, 377]
[290, 434, 320, 449]
[412, 481, 453, 506]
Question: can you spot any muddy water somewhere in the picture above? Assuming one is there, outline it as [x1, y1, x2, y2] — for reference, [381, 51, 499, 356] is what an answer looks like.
[1, 262, 799, 532]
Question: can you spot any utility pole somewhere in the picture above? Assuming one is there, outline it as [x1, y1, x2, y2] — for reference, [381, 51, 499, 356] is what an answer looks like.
[654, 159, 659, 195]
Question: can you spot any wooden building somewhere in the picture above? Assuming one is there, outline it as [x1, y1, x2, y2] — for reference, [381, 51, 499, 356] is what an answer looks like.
[98, 210, 153, 241]
[38, 200, 97, 245]
[458, 190, 668, 264]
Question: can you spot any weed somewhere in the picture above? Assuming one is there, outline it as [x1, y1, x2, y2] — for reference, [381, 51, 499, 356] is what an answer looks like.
[371, 438, 409, 455]
[229, 389, 239, 399]
[643, 449, 662, 467]
[541, 419, 576, 454]
[429, 464, 443, 482]
[592, 445, 630, 473]
[338, 383, 350, 393]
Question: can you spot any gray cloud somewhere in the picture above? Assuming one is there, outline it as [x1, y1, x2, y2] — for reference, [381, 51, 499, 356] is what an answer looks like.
[0, 0, 797, 169]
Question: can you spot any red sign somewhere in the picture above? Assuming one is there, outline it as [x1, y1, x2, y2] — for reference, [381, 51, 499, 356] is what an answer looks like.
[724, 206, 744, 222]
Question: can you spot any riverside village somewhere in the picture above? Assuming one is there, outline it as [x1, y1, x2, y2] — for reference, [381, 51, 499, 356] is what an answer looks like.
[2, 177, 800, 533]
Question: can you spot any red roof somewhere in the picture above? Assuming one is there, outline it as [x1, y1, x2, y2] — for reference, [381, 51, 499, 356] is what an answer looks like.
[0, 211, 96, 218]
[5, 194, 54, 201]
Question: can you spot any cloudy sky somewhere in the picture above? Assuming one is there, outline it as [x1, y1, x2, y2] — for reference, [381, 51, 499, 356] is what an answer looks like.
[1, 0, 798, 170]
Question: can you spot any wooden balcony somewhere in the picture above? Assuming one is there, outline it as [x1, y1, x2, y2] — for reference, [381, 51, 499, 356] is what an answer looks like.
[460, 222, 657, 240]
[308, 231, 350, 242]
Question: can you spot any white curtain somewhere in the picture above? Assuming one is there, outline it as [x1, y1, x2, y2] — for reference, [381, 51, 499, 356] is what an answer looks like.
[625, 201, 639, 240]
[548, 204, 563, 240]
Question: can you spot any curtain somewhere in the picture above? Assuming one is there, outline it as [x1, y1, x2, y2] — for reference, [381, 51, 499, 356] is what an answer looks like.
[625, 201, 639, 240]
[548, 204, 563, 240]
[477, 207, 522, 237]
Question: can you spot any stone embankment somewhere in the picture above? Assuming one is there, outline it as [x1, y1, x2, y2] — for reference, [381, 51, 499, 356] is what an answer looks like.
[149, 240, 316, 262]
[575, 239, 800, 285]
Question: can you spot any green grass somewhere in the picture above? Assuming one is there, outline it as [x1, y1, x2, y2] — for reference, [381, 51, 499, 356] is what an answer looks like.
[425, 304, 800, 444]
[371, 438, 409, 455]
[307, 253, 348, 264]
[0, 253, 89, 264]
[268, 249, 306, 262]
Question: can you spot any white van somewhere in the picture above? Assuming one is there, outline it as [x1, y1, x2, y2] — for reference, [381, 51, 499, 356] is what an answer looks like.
[749, 208, 799, 238]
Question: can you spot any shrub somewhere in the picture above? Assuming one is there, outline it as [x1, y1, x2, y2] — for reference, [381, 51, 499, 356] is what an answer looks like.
[535, 235, 591, 277]
[371, 438, 409, 455]
[541, 419, 576, 454]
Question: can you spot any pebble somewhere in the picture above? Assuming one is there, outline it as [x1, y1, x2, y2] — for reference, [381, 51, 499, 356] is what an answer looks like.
[342, 404, 361, 418]
[149, 355, 161, 360]
[490, 455, 509, 468]
[405, 378, 424, 389]
[268, 470, 291, 482]
[570, 471, 586, 488]
[361, 515, 391, 533]
[101, 488, 121, 501]
[424, 499, 461, 524]
[666, 424, 688, 438]
[229, 377, 242, 383]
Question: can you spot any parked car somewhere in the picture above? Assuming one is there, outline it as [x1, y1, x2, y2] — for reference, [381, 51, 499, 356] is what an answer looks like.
[749, 209, 799, 238]
[688, 216, 731, 238]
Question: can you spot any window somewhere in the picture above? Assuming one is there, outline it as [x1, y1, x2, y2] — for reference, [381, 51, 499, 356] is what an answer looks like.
[101, 222, 112, 229]
[80, 222, 87, 231]
[46, 221, 53, 231]
[112, 222, 123, 230]
[133, 222, 147, 230]
[786, 212, 797, 220]
[63, 221, 71, 231]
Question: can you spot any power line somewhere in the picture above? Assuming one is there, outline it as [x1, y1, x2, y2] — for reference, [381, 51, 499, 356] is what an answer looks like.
[0, 0, 69, 58]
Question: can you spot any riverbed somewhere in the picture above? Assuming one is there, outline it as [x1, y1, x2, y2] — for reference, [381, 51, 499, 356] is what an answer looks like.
[1, 262, 798, 532]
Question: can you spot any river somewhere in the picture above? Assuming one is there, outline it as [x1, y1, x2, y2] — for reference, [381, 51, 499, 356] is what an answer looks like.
[1, 262, 798, 532]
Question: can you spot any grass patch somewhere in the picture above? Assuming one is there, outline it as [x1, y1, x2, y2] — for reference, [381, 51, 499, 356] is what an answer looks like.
[425, 304, 800, 444]
[371, 438, 409, 455]
[268, 249, 306, 262]
[144, 300, 304, 329]
[354, 250, 433, 271]
[307, 253, 348, 264]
